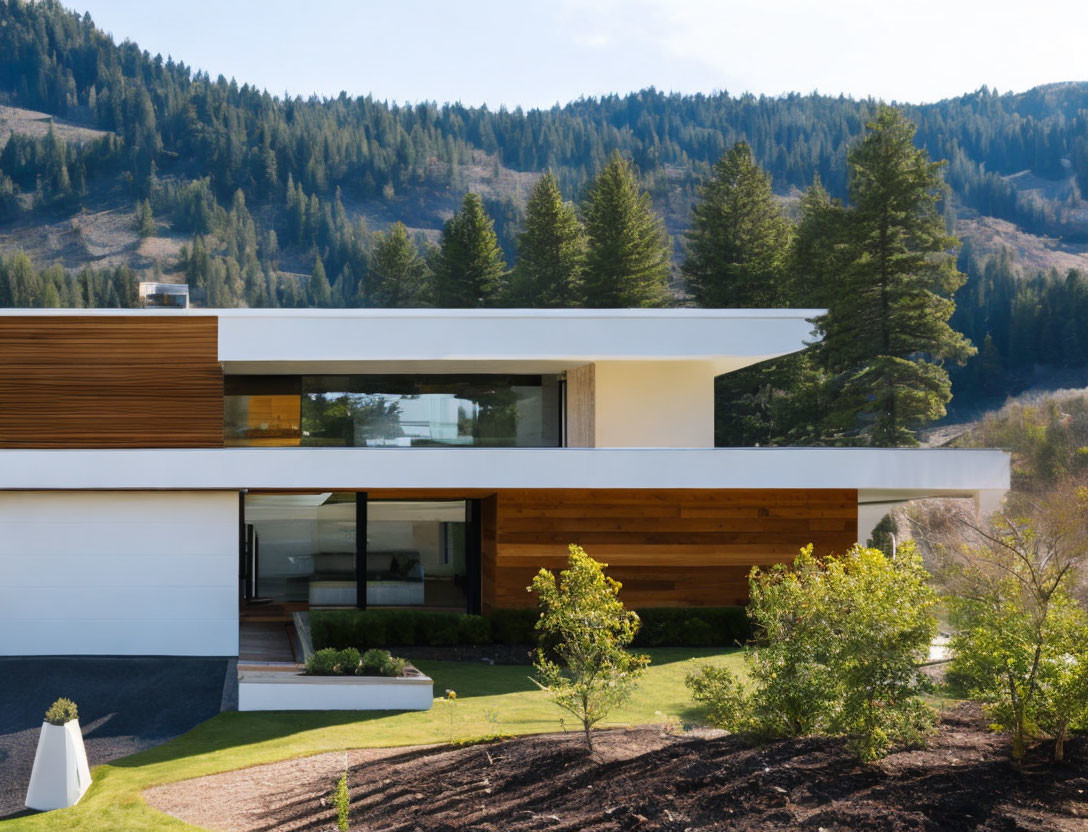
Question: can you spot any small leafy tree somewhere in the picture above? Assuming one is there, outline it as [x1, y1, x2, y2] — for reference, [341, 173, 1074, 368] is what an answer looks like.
[1036, 600, 1088, 762]
[941, 491, 1088, 766]
[528, 544, 649, 752]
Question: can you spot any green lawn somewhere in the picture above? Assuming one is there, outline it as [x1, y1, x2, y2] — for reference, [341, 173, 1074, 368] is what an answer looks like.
[1, 648, 741, 832]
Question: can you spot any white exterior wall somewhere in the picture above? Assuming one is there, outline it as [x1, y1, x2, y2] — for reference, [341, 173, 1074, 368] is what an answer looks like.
[592, 361, 716, 447]
[0, 491, 238, 656]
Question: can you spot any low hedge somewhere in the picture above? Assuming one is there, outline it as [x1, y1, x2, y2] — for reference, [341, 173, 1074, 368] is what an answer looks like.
[631, 606, 751, 647]
[311, 606, 749, 651]
[305, 647, 408, 677]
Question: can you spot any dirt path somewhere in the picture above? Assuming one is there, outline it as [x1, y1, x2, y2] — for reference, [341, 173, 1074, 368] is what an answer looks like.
[146, 706, 1088, 832]
[144, 745, 438, 832]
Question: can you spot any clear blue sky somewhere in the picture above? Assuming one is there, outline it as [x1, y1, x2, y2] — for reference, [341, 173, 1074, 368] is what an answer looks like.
[75, 0, 1088, 108]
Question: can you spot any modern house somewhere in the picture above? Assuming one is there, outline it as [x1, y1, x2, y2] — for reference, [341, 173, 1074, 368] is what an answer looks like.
[0, 308, 1010, 660]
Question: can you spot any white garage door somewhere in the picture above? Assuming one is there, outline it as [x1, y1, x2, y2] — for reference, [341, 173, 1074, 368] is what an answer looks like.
[0, 491, 238, 656]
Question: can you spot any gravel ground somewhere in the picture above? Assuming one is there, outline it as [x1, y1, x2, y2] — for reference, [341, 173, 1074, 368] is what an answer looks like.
[0, 657, 231, 820]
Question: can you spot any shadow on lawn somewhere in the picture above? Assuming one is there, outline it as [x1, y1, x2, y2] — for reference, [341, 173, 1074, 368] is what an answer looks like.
[108, 709, 406, 769]
[111, 648, 737, 772]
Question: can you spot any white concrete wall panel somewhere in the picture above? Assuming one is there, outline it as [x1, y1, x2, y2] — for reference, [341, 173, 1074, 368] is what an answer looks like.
[592, 361, 716, 448]
[0, 492, 238, 656]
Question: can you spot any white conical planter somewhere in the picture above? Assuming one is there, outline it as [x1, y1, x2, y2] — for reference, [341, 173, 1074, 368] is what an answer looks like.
[24, 720, 92, 811]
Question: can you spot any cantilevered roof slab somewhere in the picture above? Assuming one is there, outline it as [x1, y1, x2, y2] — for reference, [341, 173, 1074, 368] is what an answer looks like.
[213, 308, 824, 376]
[0, 447, 1008, 494]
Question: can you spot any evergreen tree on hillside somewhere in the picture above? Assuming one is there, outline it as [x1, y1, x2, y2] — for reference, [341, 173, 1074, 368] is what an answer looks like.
[367, 222, 431, 307]
[581, 152, 670, 307]
[134, 199, 156, 236]
[820, 107, 975, 446]
[682, 142, 793, 307]
[433, 193, 507, 307]
[308, 256, 333, 307]
[790, 176, 846, 307]
[509, 172, 585, 307]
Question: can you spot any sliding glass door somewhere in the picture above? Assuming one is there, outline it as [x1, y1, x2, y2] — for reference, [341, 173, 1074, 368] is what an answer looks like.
[242, 492, 481, 613]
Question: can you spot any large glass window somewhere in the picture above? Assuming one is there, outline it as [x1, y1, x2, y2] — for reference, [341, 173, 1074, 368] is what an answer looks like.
[244, 492, 356, 604]
[366, 501, 467, 609]
[243, 493, 473, 611]
[227, 374, 562, 447]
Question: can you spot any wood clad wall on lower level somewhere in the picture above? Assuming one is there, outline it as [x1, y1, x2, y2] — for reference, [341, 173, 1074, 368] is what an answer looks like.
[0, 316, 223, 448]
[482, 488, 858, 612]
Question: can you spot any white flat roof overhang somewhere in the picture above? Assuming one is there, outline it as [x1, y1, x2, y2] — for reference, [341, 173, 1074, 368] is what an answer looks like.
[0, 447, 1009, 496]
[213, 308, 823, 375]
[0, 307, 825, 375]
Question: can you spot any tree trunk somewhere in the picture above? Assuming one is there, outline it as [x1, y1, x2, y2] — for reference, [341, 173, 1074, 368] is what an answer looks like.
[1055, 724, 1066, 762]
[583, 719, 594, 753]
[1012, 721, 1026, 770]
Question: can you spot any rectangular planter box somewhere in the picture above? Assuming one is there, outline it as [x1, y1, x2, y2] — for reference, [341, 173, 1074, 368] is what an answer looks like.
[238, 669, 433, 712]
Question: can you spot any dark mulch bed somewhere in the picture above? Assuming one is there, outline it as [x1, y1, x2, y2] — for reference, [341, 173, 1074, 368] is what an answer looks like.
[151, 703, 1088, 832]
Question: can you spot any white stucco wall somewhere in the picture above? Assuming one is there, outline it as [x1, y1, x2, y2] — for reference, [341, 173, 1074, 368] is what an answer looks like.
[591, 361, 717, 447]
[0, 491, 238, 656]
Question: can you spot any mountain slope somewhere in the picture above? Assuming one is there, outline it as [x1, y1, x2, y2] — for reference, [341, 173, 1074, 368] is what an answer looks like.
[2, 0, 1088, 291]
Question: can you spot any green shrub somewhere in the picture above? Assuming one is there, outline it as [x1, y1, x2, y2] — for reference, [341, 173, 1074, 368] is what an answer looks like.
[681, 617, 715, 646]
[489, 608, 538, 645]
[688, 544, 937, 761]
[44, 697, 78, 726]
[457, 614, 491, 645]
[686, 664, 751, 732]
[381, 610, 418, 646]
[337, 647, 361, 674]
[632, 607, 750, 647]
[359, 648, 407, 677]
[306, 647, 341, 675]
[333, 770, 350, 831]
[309, 605, 750, 652]
[311, 610, 363, 650]
[425, 612, 461, 646]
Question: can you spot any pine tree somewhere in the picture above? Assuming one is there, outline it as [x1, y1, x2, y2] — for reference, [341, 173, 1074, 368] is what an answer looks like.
[308, 255, 333, 307]
[368, 222, 430, 307]
[433, 192, 507, 307]
[790, 176, 846, 307]
[134, 199, 156, 236]
[582, 152, 670, 307]
[820, 107, 975, 446]
[976, 333, 1005, 397]
[682, 142, 792, 307]
[509, 172, 585, 307]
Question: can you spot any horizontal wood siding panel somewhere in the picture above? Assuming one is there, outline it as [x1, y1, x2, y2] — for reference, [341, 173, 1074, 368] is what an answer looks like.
[484, 488, 857, 612]
[0, 316, 222, 448]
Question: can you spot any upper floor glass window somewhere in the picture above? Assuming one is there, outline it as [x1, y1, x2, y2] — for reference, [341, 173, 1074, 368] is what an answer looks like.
[225, 374, 562, 448]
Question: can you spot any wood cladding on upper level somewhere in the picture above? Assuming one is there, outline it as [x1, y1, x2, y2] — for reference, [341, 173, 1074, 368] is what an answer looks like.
[0, 316, 223, 448]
